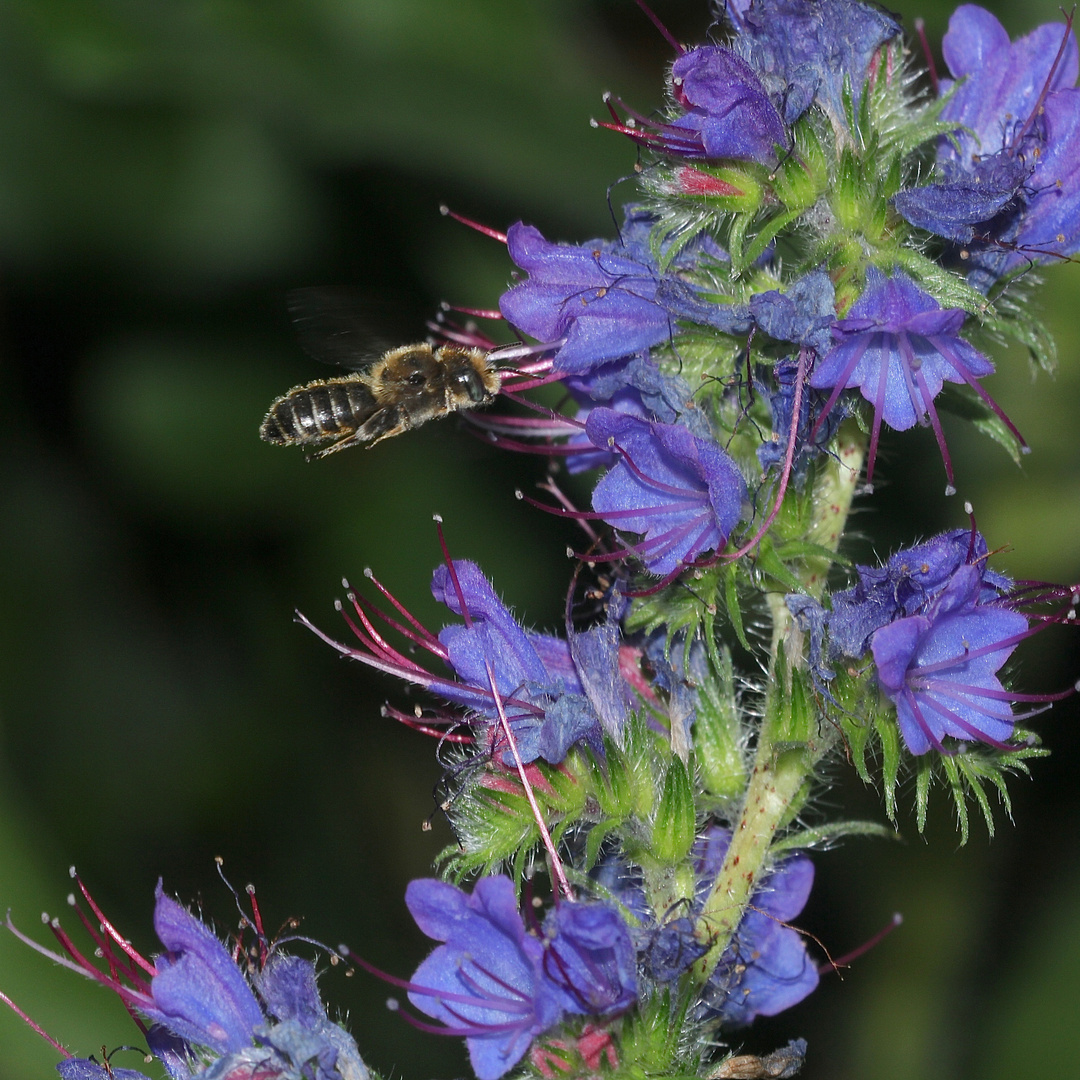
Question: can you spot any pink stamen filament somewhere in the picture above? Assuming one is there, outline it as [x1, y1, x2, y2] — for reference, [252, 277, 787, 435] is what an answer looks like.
[438, 205, 507, 244]
[434, 519, 473, 630]
[719, 346, 810, 563]
[361, 570, 447, 652]
[0, 991, 70, 1056]
[349, 591, 447, 659]
[381, 704, 475, 742]
[819, 913, 903, 975]
[72, 872, 157, 979]
[485, 659, 573, 901]
[633, 0, 685, 54]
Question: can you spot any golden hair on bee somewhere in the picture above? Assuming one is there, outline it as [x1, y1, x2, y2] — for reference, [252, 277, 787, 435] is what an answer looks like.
[260, 342, 499, 458]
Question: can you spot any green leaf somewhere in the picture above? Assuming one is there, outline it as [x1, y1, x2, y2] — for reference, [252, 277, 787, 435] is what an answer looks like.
[982, 303, 1057, 375]
[771, 818, 899, 854]
[723, 563, 751, 651]
[936, 383, 1027, 465]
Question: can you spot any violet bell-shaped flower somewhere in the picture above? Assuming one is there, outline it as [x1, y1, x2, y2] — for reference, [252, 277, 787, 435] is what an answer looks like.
[499, 212, 747, 377]
[726, 0, 900, 126]
[431, 560, 628, 761]
[871, 563, 1030, 755]
[665, 46, 788, 163]
[403, 877, 636, 1080]
[809, 267, 1012, 494]
[593, 826, 818, 1024]
[302, 557, 628, 765]
[585, 409, 747, 578]
[695, 827, 819, 1025]
[5, 875, 368, 1080]
[825, 527, 1079, 756]
[894, 6, 1080, 287]
[500, 223, 677, 376]
[827, 527, 1009, 661]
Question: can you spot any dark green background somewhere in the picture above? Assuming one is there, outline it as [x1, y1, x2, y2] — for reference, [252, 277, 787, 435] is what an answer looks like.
[1, 2, 1078, 1078]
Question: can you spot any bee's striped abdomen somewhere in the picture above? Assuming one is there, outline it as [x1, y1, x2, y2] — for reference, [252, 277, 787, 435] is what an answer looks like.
[261, 378, 378, 446]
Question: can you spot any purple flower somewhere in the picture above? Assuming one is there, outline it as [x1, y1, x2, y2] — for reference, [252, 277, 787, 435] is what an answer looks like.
[7, 876, 368, 1080]
[827, 528, 1009, 660]
[587, 410, 747, 577]
[895, 6, 1080, 287]
[664, 46, 788, 163]
[727, 0, 900, 125]
[57, 1063, 151, 1080]
[594, 827, 818, 1023]
[432, 560, 627, 760]
[749, 269, 837, 358]
[499, 210, 746, 376]
[871, 564, 1029, 755]
[499, 223, 679, 375]
[303, 559, 629, 764]
[405, 878, 636, 1080]
[540, 902, 638, 1017]
[809, 268, 999, 492]
[692, 828, 819, 1025]
[145, 883, 265, 1056]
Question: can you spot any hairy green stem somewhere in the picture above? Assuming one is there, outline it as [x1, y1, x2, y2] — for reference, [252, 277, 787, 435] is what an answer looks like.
[690, 421, 866, 984]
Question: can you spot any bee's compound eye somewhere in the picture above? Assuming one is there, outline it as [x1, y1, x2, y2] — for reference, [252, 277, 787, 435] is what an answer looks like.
[461, 368, 489, 402]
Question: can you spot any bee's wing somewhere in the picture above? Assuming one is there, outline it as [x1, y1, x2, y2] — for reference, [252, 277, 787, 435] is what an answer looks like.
[287, 287, 400, 372]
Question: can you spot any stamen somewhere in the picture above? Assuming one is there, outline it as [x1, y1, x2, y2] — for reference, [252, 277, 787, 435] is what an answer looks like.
[438, 205, 507, 244]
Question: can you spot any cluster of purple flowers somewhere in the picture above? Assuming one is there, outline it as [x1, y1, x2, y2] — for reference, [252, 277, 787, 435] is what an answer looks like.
[893, 5, 1080, 290]
[815, 528, 1076, 755]
[394, 877, 636, 1080]
[8, 4, 1080, 1080]
[5, 875, 367, 1080]
[597, 826, 819, 1025]
[302, 555, 633, 767]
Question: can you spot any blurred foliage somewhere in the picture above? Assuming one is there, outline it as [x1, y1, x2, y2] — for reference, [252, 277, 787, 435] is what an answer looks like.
[0, 3, 1077, 1080]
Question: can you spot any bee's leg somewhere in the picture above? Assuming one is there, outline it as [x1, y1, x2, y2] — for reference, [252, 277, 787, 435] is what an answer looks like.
[361, 406, 411, 447]
[310, 431, 367, 459]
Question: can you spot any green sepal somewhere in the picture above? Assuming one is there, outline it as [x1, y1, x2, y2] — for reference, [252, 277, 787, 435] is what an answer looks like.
[623, 562, 749, 658]
[773, 537, 852, 570]
[652, 754, 697, 865]
[734, 205, 805, 273]
[913, 732, 1050, 844]
[693, 645, 748, 805]
[936, 382, 1027, 465]
[759, 651, 818, 790]
[594, 733, 636, 821]
[616, 987, 694, 1079]
[753, 535, 803, 592]
[832, 144, 866, 233]
[436, 753, 589, 881]
[772, 117, 829, 211]
[614, 716, 661, 822]
[875, 706, 902, 823]
[723, 563, 751, 652]
[879, 78, 964, 158]
[830, 661, 901, 821]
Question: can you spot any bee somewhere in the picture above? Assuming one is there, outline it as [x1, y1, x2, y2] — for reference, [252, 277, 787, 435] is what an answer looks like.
[261, 288, 501, 458]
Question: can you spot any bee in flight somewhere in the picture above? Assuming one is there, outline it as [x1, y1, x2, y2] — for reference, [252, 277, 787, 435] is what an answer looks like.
[261, 288, 502, 458]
